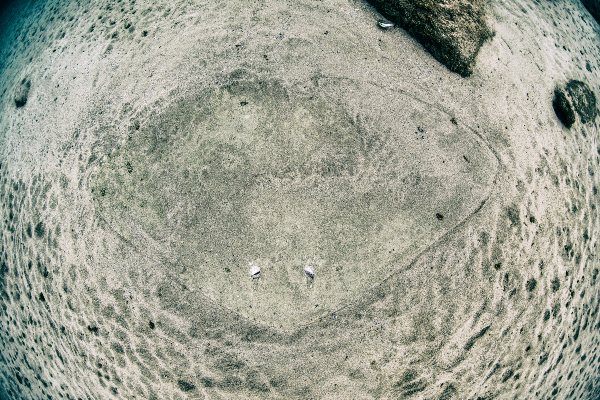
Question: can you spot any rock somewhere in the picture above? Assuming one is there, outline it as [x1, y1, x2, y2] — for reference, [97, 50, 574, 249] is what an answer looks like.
[553, 87, 576, 128]
[365, 0, 492, 77]
[552, 80, 597, 128]
[14, 78, 31, 108]
[565, 80, 597, 123]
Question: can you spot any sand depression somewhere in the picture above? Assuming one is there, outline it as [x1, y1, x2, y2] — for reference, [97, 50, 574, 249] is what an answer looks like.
[89, 77, 497, 331]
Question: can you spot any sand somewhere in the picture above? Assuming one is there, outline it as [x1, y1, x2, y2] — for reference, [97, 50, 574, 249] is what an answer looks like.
[0, 0, 598, 399]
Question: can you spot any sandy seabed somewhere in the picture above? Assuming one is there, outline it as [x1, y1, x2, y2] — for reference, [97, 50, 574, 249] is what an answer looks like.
[0, 0, 599, 399]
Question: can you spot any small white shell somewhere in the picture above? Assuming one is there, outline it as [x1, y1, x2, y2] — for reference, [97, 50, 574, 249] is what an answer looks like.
[303, 265, 315, 279]
[249, 264, 261, 279]
[377, 19, 395, 29]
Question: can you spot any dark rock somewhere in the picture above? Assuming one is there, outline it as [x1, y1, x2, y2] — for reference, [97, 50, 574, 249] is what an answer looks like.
[14, 78, 31, 108]
[365, 0, 492, 76]
[553, 80, 597, 127]
[565, 80, 597, 123]
[552, 87, 576, 128]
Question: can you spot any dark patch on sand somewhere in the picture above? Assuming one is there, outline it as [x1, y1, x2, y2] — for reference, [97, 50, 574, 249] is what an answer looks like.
[365, 0, 492, 76]
[551, 277, 561, 292]
[506, 205, 520, 226]
[200, 377, 215, 388]
[34, 222, 45, 238]
[87, 324, 99, 335]
[393, 369, 427, 396]
[0, 258, 8, 293]
[177, 379, 196, 392]
[501, 368, 514, 383]
[464, 324, 490, 350]
[526, 278, 537, 292]
[438, 383, 457, 400]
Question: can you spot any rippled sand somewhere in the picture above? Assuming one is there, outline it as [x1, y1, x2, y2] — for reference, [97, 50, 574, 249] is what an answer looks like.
[0, 0, 598, 399]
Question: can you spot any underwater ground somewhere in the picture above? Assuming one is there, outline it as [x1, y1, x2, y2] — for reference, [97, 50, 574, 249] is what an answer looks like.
[0, 0, 598, 398]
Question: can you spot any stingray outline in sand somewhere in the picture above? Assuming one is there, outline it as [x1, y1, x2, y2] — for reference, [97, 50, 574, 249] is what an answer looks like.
[84, 75, 504, 335]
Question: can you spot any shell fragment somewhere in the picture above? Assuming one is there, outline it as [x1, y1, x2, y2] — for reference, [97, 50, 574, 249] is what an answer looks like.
[304, 265, 315, 279]
[377, 19, 395, 30]
[249, 264, 261, 279]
